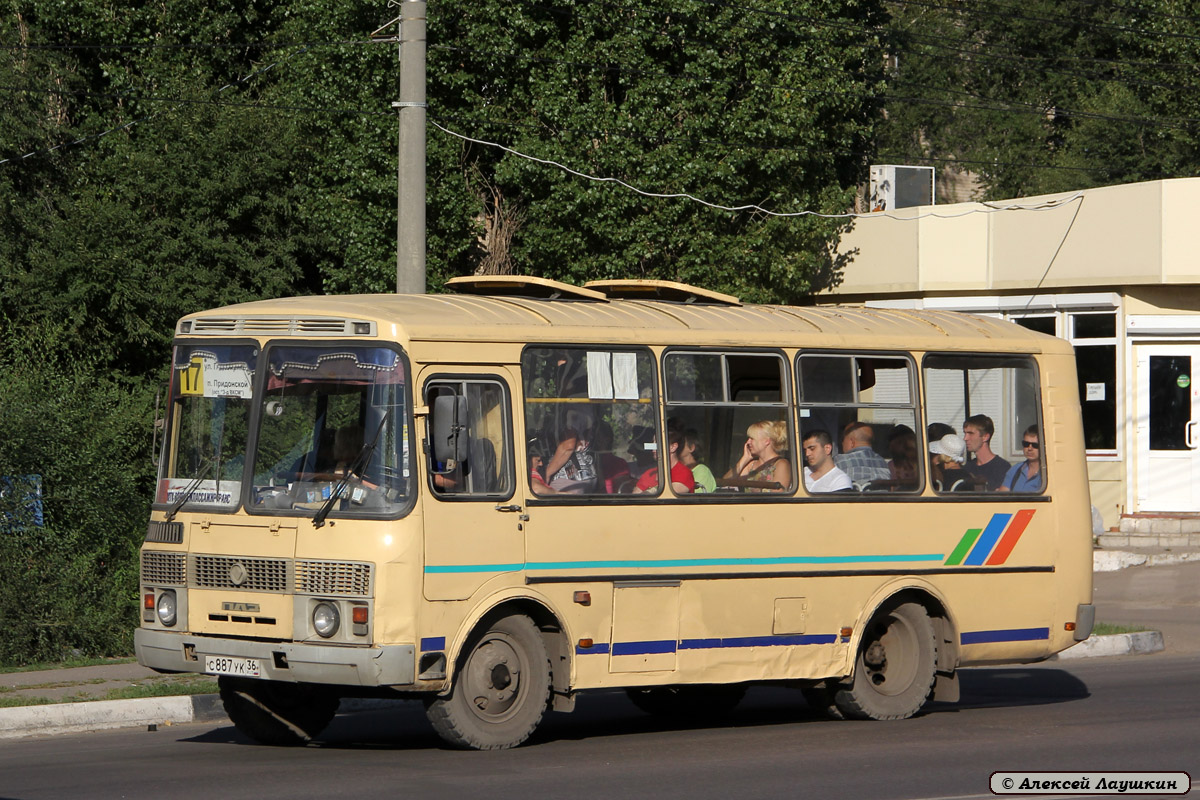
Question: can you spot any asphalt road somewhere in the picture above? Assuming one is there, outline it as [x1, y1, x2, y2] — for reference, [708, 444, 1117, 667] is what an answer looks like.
[2, 654, 1196, 800]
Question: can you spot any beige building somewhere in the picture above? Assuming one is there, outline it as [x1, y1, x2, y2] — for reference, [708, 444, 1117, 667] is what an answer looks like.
[823, 177, 1200, 533]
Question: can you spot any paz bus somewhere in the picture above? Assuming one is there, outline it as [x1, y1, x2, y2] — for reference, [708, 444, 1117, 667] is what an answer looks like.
[135, 277, 1095, 749]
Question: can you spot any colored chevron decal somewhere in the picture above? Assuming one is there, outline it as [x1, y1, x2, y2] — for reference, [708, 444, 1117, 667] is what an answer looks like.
[945, 509, 1036, 566]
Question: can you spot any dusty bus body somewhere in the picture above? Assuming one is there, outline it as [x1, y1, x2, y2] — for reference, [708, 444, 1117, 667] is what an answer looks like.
[136, 278, 1094, 749]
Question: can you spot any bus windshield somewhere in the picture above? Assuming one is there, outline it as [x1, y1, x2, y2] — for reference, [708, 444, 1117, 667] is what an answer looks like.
[158, 344, 257, 513]
[250, 345, 411, 518]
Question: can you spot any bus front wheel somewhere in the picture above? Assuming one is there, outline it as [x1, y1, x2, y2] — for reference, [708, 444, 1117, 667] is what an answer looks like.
[218, 677, 339, 746]
[834, 602, 937, 721]
[425, 614, 552, 750]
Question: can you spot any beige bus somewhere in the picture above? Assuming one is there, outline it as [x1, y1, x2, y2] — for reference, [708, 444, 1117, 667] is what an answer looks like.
[135, 277, 1094, 749]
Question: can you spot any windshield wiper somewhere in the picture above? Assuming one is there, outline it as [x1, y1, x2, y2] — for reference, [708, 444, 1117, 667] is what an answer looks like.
[312, 410, 391, 529]
[165, 459, 214, 522]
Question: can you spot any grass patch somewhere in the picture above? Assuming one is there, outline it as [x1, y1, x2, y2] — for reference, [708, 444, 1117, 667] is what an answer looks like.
[95, 680, 219, 703]
[2, 677, 218, 709]
[0, 656, 136, 675]
[1093, 622, 1148, 636]
[0, 695, 53, 708]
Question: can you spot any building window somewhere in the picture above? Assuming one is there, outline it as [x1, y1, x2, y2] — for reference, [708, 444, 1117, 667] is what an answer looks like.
[1070, 313, 1117, 453]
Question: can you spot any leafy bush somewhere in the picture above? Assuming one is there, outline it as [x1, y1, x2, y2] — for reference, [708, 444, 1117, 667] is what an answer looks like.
[0, 329, 154, 666]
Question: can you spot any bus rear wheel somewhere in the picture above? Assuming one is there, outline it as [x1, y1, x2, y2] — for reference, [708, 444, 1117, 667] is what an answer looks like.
[425, 614, 552, 750]
[834, 602, 937, 721]
[218, 677, 339, 746]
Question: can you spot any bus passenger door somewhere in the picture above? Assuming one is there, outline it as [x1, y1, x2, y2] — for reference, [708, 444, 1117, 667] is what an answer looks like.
[609, 581, 680, 673]
[420, 370, 523, 601]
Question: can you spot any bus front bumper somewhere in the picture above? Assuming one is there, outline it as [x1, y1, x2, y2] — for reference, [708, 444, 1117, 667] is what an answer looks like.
[135, 628, 415, 687]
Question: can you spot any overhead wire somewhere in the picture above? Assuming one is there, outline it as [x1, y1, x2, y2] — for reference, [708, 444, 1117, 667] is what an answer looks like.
[430, 117, 1088, 220]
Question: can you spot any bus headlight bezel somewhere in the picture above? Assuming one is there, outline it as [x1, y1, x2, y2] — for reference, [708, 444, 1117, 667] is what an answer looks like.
[156, 589, 178, 627]
[312, 601, 341, 638]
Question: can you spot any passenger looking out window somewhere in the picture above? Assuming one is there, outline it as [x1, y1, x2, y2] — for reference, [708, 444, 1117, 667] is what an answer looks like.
[634, 419, 695, 494]
[729, 420, 793, 493]
[681, 429, 717, 493]
[801, 429, 851, 493]
[962, 414, 1010, 490]
[998, 426, 1044, 492]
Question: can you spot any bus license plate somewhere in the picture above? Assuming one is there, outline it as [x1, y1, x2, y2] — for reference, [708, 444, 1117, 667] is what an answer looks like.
[204, 656, 262, 677]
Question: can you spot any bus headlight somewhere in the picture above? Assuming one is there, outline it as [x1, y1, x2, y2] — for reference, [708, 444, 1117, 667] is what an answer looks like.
[156, 590, 177, 627]
[312, 602, 340, 638]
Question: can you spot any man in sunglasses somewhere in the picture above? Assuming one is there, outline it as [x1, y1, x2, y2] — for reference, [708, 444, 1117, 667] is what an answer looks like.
[998, 425, 1043, 492]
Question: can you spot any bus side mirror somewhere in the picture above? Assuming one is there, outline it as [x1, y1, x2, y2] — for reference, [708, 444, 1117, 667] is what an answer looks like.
[152, 386, 166, 467]
[432, 395, 469, 465]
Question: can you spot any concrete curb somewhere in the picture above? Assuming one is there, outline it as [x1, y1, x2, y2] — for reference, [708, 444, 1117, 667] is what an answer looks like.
[1053, 630, 1165, 660]
[1093, 549, 1200, 572]
[0, 694, 226, 740]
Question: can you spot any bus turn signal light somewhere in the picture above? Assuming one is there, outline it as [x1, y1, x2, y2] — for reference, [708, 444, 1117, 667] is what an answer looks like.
[1065, 622, 1076, 631]
[574, 591, 591, 606]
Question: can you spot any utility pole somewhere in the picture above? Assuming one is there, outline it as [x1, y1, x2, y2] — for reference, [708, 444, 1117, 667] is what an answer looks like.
[394, 0, 426, 294]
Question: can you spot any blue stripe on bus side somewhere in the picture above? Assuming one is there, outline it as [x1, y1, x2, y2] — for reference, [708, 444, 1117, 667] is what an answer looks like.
[577, 633, 839, 655]
[680, 634, 839, 649]
[612, 640, 677, 656]
[424, 554, 945, 574]
[960, 627, 1050, 645]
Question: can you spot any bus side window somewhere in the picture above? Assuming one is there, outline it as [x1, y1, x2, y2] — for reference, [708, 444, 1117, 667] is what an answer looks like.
[798, 353, 920, 495]
[425, 379, 512, 498]
[923, 355, 1044, 495]
[666, 350, 793, 496]
[521, 347, 656, 497]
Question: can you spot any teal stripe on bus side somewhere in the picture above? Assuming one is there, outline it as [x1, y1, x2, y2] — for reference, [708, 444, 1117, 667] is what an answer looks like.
[425, 553, 946, 574]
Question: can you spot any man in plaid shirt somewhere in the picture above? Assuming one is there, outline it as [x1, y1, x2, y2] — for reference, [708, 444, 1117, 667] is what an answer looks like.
[835, 422, 891, 485]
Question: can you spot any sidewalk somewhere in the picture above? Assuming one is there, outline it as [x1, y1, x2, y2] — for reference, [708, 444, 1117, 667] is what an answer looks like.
[2, 551, 1196, 739]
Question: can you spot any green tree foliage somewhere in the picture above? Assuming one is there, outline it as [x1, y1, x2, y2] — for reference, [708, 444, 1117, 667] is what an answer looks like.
[0, 327, 151, 663]
[879, 0, 1200, 200]
[0, 1, 887, 662]
[424, 0, 887, 303]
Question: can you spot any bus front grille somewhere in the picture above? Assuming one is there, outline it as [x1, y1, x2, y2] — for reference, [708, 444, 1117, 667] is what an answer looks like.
[192, 555, 289, 592]
[295, 560, 373, 597]
[141, 551, 187, 586]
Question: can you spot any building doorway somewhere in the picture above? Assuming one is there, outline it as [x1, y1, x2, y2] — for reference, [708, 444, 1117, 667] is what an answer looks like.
[1135, 343, 1200, 512]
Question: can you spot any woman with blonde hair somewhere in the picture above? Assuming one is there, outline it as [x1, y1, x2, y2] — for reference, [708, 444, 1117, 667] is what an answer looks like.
[728, 419, 792, 492]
